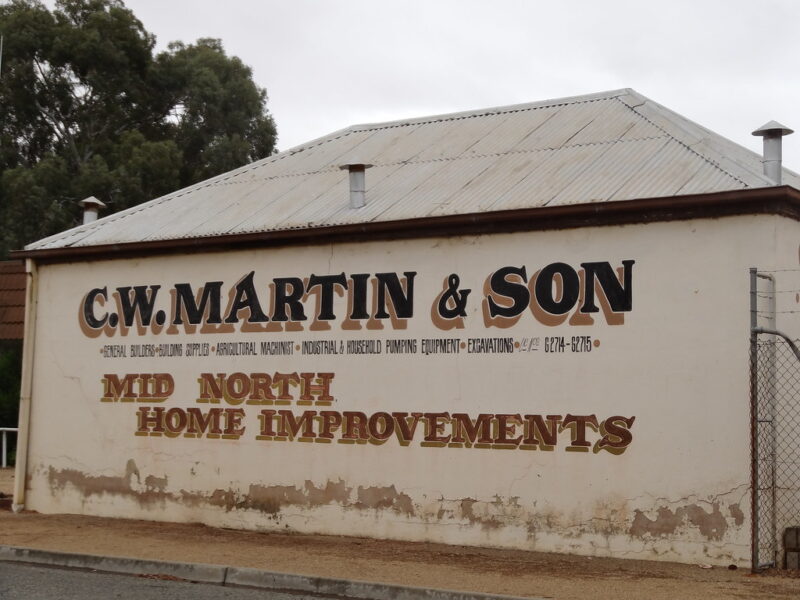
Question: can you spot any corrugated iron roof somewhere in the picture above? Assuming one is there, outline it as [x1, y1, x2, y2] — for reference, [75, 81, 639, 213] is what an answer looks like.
[26, 88, 800, 251]
[0, 261, 25, 340]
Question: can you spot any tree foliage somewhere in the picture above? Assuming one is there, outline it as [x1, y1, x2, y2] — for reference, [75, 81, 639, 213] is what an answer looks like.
[0, 0, 277, 257]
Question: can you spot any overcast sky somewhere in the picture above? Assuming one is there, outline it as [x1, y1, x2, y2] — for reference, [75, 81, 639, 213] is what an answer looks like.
[123, 1, 800, 171]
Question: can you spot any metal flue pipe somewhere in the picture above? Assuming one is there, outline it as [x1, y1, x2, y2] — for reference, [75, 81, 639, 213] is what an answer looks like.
[339, 162, 373, 209]
[752, 121, 794, 185]
[78, 196, 106, 225]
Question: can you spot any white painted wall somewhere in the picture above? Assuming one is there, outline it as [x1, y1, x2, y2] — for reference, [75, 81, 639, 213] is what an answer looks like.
[22, 213, 796, 565]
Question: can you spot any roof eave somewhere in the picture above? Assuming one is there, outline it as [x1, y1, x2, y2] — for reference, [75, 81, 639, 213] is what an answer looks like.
[12, 186, 800, 264]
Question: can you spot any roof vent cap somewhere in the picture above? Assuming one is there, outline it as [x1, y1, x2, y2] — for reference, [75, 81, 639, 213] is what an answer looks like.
[339, 162, 373, 209]
[78, 196, 107, 225]
[752, 121, 794, 185]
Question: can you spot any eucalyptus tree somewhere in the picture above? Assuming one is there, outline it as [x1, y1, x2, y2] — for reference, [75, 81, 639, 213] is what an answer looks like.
[0, 0, 277, 257]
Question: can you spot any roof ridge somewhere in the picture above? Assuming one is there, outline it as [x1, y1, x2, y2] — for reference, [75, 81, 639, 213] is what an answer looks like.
[613, 94, 753, 188]
[347, 89, 633, 134]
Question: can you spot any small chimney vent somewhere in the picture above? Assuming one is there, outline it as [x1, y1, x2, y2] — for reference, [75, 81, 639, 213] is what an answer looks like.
[752, 121, 794, 185]
[78, 196, 107, 225]
[339, 162, 373, 209]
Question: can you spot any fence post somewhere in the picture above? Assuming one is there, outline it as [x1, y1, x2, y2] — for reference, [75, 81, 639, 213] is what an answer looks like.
[750, 267, 760, 572]
[767, 274, 778, 568]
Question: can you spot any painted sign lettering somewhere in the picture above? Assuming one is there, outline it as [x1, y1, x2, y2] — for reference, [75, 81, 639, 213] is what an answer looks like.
[79, 260, 634, 336]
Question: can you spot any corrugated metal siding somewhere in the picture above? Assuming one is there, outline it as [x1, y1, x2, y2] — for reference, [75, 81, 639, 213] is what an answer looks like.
[26, 88, 800, 251]
[0, 261, 25, 340]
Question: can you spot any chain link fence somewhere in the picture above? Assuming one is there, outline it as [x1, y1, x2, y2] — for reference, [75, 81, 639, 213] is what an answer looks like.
[752, 338, 800, 569]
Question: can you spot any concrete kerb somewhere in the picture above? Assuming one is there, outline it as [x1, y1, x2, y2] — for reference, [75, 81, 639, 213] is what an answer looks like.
[0, 545, 225, 583]
[0, 545, 546, 600]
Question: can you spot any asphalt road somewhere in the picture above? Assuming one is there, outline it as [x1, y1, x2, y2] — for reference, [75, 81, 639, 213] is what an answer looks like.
[0, 562, 314, 599]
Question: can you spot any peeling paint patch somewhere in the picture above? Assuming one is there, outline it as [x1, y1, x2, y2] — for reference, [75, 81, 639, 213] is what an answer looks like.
[144, 475, 167, 492]
[427, 494, 526, 532]
[207, 488, 238, 511]
[588, 497, 630, 537]
[630, 502, 728, 541]
[241, 479, 352, 514]
[460, 498, 501, 529]
[244, 484, 307, 514]
[305, 479, 350, 506]
[47, 460, 170, 507]
[48, 461, 139, 498]
[728, 503, 745, 527]
[356, 485, 414, 516]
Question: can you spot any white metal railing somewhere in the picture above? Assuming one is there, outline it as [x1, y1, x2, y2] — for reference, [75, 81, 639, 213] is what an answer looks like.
[0, 427, 17, 468]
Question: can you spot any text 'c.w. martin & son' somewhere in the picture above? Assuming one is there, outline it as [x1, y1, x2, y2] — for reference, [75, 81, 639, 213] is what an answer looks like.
[79, 260, 634, 336]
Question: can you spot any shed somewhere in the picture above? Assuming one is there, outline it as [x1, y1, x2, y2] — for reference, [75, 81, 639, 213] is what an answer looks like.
[0, 261, 26, 341]
[12, 89, 800, 569]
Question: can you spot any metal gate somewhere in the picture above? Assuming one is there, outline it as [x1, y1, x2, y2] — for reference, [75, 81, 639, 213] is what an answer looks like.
[750, 268, 800, 570]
